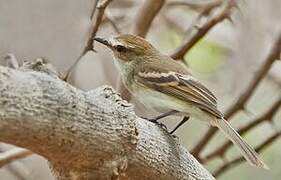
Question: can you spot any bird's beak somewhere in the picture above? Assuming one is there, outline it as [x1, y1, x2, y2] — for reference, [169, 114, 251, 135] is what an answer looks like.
[93, 37, 112, 48]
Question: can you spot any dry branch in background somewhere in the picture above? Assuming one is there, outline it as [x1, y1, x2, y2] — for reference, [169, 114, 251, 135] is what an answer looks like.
[117, 0, 165, 101]
[0, 61, 214, 180]
[64, 0, 113, 82]
[192, 32, 281, 158]
[189, 32, 281, 176]
[103, 11, 121, 34]
[170, 0, 235, 60]
[213, 131, 281, 177]
[167, 0, 222, 12]
[0, 148, 32, 168]
[132, 0, 165, 37]
[203, 97, 281, 162]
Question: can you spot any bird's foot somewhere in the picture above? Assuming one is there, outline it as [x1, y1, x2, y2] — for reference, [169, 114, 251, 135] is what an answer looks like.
[149, 119, 168, 130]
[170, 134, 179, 140]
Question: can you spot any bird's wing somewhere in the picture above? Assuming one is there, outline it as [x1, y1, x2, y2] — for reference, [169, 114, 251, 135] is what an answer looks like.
[135, 70, 223, 118]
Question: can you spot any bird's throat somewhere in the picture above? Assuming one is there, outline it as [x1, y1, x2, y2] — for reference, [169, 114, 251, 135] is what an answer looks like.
[113, 57, 136, 88]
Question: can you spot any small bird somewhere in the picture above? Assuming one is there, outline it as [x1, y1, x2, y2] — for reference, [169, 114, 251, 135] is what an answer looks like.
[94, 34, 267, 169]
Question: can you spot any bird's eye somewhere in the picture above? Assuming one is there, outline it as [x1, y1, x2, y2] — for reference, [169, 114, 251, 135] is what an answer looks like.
[115, 45, 126, 53]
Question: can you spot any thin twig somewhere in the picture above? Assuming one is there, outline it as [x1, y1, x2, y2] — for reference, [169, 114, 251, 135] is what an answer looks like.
[64, 0, 112, 82]
[164, 0, 224, 34]
[168, 0, 225, 21]
[0, 148, 32, 168]
[83, 0, 113, 54]
[268, 74, 281, 88]
[170, 0, 235, 60]
[90, 0, 99, 19]
[167, 0, 222, 13]
[191, 32, 281, 157]
[203, 97, 281, 161]
[213, 131, 281, 177]
[104, 11, 121, 34]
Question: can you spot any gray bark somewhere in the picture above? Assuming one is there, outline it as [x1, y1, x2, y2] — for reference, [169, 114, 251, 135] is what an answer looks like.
[0, 60, 214, 180]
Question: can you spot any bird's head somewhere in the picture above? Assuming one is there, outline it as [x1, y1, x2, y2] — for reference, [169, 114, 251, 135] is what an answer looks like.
[94, 34, 158, 63]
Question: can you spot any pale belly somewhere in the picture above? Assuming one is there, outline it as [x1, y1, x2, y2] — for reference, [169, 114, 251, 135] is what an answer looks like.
[130, 83, 213, 122]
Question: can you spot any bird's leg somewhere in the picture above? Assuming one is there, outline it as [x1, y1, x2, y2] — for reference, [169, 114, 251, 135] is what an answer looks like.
[142, 110, 178, 130]
[150, 110, 179, 122]
[169, 116, 190, 135]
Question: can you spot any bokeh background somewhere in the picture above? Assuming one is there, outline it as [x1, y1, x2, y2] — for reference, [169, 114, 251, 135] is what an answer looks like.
[0, 0, 281, 179]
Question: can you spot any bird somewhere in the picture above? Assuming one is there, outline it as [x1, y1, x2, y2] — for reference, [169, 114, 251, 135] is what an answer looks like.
[94, 34, 268, 169]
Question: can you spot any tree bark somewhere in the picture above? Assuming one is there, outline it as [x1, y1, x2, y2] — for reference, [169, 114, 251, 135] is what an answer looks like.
[0, 62, 214, 180]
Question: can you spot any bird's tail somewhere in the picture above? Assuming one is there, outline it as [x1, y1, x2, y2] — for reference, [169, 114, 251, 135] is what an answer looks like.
[212, 118, 268, 169]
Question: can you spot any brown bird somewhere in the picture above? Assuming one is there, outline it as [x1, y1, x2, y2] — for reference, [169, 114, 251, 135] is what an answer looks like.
[94, 34, 268, 169]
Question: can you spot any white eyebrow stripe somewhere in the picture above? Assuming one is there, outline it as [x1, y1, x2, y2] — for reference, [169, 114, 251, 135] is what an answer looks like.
[111, 37, 135, 49]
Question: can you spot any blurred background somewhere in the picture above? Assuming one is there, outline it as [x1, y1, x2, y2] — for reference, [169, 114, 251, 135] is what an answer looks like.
[0, 0, 281, 179]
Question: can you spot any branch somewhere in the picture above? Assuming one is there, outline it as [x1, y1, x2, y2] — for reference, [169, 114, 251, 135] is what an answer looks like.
[0, 63, 214, 180]
[132, 0, 165, 37]
[103, 11, 121, 34]
[90, 0, 99, 19]
[80, 0, 113, 57]
[170, 0, 235, 60]
[191, 32, 281, 157]
[0, 148, 32, 168]
[224, 36, 281, 119]
[203, 96, 281, 161]
[118, 0, 165, 101]
[64, 0, 112, 82]
[213, 131, 281, 177]
[167, 0, 222, 14]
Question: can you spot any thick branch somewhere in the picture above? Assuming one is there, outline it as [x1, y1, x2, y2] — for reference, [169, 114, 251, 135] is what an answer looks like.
[0, 65, 214, 180]
[191, 32, 281, 157]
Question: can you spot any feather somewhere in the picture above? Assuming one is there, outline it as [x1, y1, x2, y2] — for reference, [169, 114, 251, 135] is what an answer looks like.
[212, 118, 268, 169]
[136, 70, 222, 118]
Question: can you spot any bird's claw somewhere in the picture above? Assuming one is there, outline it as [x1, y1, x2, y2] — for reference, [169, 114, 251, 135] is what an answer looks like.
[149, 119, 168, 130]
[169, 133, 178, 139]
